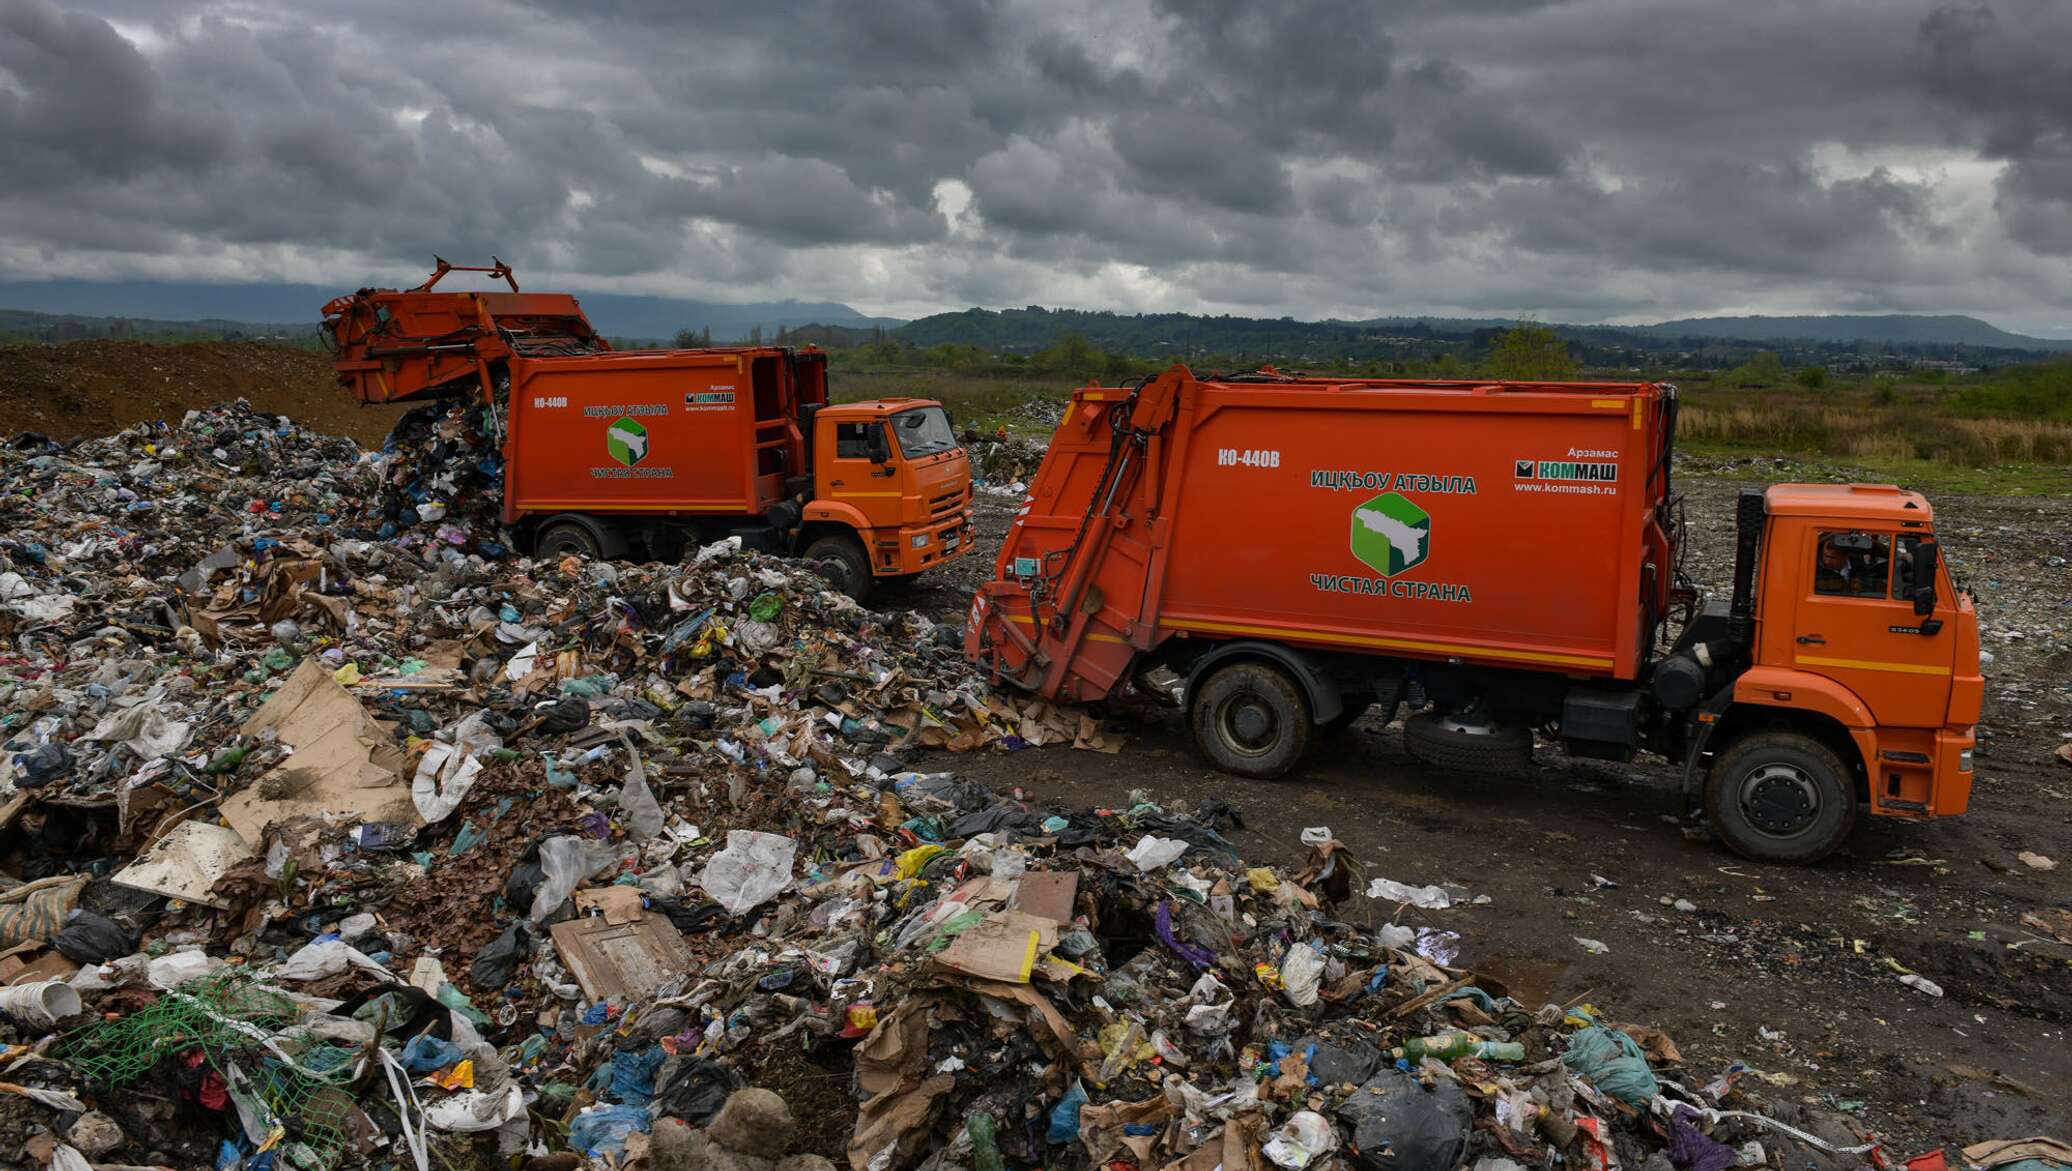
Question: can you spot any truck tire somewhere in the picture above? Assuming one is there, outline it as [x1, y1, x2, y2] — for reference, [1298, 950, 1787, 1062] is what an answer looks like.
[1402, 711, 1533, 774]
[1191, 661, 1311, 779]
[804, 535, 872, 602]
[537, 520, 604, 560]
[1704, 732, 1857, 864]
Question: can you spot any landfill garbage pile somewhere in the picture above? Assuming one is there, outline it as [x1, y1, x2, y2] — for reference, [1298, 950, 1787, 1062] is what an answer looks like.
[361, 397, 513, 551]
[960, 429, 1049, 498]
[0, 404, 2058, 1171]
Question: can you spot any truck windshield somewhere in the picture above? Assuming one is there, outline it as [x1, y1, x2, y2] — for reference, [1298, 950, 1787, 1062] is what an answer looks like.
[889, 406, 957, 459]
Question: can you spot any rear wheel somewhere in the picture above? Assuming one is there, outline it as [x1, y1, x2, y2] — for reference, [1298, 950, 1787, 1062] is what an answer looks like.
[1705, 732, 1856, 864]
[537, 520, 603, 560]
[1402, 710, 1533, 773]
[1190, 661, 1311, 779]
[804, 534, 872, 602]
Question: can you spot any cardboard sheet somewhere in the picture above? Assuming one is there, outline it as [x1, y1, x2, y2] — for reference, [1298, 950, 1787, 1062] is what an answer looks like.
[110, 821, 254, 909]
[573, 886, 645, 926]
[1009, 870, 1079, 925]
[218, 659, 414, 847]
[933, 910, 1057, 984]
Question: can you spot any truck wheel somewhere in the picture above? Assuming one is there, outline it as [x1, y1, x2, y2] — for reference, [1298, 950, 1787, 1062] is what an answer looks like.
[537, 520, 603, 560]
[1191, 662, 1310, 779]
[1402, 711, 1533, 773]
[804, 535, 872, 601]
[1704, 732, 1857, 864]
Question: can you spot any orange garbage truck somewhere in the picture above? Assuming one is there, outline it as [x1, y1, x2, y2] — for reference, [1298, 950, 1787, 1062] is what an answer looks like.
[965, 364, 1983, 861]
[322, 260, 972, 597]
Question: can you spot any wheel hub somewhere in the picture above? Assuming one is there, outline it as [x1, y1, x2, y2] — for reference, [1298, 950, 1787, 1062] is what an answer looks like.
[1218, 694, 1278, 755]
[1742, 763, 1818, 835]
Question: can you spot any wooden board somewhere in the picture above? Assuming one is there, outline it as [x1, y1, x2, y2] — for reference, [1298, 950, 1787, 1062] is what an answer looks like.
[548, 913, 696, 1001]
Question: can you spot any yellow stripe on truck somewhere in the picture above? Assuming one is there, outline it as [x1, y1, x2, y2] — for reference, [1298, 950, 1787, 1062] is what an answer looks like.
[1796, 655, 1951, 677]
[1162, 617, 1614, 670]
[1002, 614, 1125, 643]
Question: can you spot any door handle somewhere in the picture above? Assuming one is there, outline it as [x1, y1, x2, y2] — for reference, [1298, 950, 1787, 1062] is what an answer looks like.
[1796, 634, 1825, 645]
[830, 479, 846, 488]
[1918, 619, 1943, 636]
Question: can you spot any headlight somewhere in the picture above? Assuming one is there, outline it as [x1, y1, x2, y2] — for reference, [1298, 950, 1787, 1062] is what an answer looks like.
[1958, 748, 1973, 773]
[910, 533, 929, 548]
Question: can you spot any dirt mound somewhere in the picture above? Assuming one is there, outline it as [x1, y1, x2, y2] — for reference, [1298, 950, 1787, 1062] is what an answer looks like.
[0, 340, 407, 447]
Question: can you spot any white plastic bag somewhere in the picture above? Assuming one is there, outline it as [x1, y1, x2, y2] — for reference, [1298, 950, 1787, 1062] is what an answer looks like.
[1263, 1111, 1336, 1169]
[529, 835, 621, 922]
[1125, 835, 1188, 871]
[1280, 943, 1324, 1007]
[698, 830, 798, 914]
[413, 742, 484, 823]
[1366, 876, 1453, 909]
[614, 734, 665, 841]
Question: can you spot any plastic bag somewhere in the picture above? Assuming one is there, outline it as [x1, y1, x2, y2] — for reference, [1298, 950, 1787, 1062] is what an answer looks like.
[413, 742, 485, 824]
[1125, 835, 1188, 871]
[697, 830, 797, 915]
[1280, 943, 1324, 1007]
[654, 1057, 742, 1125]
[1561, 1026, 1660, 1107]
[470, 923, 531, 990]
[1335, 1070, 1472, 1171]
[1046, 1080, 1088, 1144]
[1366, 877, 1453, 910]
[529, 836, 621, 922]
[53, 910, 136, 965]
[615, 734, 665, 841]
[1264, 1111, 1336, 1169]
[567, 1103, 650, 1156]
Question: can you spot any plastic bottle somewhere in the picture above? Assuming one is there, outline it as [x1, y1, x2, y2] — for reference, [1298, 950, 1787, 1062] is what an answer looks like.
[1392, 1032, 1524, 1063]
[966, 1112, 1004, 1171]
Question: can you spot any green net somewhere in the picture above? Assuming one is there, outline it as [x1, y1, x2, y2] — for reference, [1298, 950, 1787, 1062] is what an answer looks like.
[59, 973, 362, 1170]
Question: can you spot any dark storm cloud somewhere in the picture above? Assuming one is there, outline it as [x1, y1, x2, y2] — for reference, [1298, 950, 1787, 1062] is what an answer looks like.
[0, 0, 2068, 326]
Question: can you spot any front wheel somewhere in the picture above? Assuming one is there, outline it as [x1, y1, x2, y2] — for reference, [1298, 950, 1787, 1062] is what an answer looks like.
[803, 534, 873, 602]
[1704, 732, 1857, 864]
[1190, 661, 1311, 779]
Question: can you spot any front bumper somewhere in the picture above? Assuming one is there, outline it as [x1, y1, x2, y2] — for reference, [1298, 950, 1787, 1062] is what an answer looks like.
[873, 510, 974, 576]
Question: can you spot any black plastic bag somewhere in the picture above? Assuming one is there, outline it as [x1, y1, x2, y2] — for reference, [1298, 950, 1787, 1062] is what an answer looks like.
[1293, 1035, 1384, 1086]
[536, 698, 590, 735]
[53, 910, 136, 964]
[1335, 1070, 1473, 1171]
[471, 923, 531, 990]
[649, 898, 728, 934]
[654, 1057, 743, 1125]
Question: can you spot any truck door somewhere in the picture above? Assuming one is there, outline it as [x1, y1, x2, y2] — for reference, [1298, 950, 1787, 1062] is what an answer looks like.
[1792, 527, 1954, 727]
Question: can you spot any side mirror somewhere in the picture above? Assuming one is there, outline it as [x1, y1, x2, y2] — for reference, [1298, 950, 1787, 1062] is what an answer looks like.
[1912, 541, 1939, 616]
[866, 426, 891, 464]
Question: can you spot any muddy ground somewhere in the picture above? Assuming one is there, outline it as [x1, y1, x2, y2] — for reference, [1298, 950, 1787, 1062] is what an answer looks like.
[0, 341, 406, 446]
[908, 470, 2072, 1152]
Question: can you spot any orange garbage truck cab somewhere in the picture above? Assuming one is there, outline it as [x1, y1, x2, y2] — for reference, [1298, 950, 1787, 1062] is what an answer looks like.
[322, 262, 972, 598]
[965, 364, 1983, 863]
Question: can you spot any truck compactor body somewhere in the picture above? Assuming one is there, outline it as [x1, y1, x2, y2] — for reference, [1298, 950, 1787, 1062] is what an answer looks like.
[322, 260, 973, 597]
[966, 365, 1983, 862]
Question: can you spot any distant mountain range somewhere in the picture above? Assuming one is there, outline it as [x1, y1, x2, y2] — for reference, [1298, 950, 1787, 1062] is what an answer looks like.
[3, 277, 2068, 357]
[1633, 313, 2072, 350]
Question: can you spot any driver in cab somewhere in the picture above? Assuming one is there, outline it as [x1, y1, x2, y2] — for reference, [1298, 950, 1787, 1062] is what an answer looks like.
[1816, 533, 1889, 596]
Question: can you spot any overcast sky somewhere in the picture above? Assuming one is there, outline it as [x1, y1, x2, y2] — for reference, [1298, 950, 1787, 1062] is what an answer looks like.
[3, 0, 2071, 331]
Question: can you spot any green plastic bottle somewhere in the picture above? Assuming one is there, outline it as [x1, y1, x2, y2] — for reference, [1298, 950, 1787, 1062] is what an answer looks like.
[1393, 1032, 1524, 1063]
[966, 1112, 1003, 1171]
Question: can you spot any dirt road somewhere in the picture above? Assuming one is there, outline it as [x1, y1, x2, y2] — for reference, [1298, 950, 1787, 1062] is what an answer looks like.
[918, 472, 2072, 1151]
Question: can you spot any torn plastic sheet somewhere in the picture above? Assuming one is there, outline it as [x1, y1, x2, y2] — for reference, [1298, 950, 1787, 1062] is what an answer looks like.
[83, 700, 193, 760]
[1366, 877, 1456, 910]
[699, 830, 798, 914]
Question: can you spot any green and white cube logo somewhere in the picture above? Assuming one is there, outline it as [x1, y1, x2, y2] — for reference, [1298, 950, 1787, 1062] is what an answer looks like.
[1350, 491, 1430, 576]
[605, 417, 650, 467]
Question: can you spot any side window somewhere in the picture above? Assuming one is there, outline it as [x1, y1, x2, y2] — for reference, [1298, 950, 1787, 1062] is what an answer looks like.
[834, 422, 873, 459]
[1893, 534, 1930, 600]
[1813, 531, 1892, 598]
